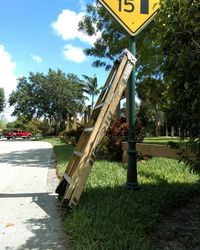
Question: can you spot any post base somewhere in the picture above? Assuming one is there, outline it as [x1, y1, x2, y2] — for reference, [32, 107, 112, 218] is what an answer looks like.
[126, 182, 140, 190]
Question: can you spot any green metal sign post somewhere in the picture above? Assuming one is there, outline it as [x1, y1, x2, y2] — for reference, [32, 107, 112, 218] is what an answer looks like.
[126, 36, 139, 189]
[98, 0, 160, 189]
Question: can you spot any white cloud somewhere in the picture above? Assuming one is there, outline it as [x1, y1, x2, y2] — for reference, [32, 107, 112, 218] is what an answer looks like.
[0, 45, 17, 99]
[79, 0, 87, 11]
[0, 45, 17, 121]
[63, 44, 86, 63]
[31, 54, 43, 63]
[51, 9, 99, 45]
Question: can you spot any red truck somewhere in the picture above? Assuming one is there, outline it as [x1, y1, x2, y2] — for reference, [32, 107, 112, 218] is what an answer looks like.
[3, 130, 32, 140]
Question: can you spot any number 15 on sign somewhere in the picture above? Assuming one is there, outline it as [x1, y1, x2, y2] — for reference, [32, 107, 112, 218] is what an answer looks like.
[118, 0, 149, 14]
[99, 0, 160, 36]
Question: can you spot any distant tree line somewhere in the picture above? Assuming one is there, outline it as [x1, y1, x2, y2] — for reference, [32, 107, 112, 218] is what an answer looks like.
[9, 69, 87, 134]
[8, 69, 100, 135]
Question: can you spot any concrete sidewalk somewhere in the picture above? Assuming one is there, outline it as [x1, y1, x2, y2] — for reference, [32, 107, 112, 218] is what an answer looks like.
[0, 140, 70, 250]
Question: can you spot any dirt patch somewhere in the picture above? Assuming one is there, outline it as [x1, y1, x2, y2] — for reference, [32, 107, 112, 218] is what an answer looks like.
[149, 195, 200, 250]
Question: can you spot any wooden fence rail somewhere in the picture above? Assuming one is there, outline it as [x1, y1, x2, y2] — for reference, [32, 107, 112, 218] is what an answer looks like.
[121, 142, 195, 163]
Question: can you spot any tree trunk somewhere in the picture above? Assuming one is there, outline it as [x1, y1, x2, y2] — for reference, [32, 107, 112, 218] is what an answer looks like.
[91, 94, 94, 108]
[165, 118, 169, 136]
[171, 126, 175, 137]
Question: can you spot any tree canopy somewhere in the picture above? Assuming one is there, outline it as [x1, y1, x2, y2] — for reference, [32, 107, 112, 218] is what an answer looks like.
[78, 0, 167, 136]
[82, 74, 100, 108]
[79, 0, 200, 136]
[156, 0, 200, 137]
[79, 1, 163, 80]
[9, 69, 86, 133]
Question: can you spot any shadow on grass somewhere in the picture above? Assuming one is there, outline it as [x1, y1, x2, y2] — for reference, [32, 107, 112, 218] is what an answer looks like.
[64, 182, 200, 250]
[53, 144, 74, 178]
[53, 144, 74, 165]
[138, 169, 170, 184]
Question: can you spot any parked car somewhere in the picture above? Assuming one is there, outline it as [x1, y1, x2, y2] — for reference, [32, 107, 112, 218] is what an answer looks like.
[3, 130, 32, 140]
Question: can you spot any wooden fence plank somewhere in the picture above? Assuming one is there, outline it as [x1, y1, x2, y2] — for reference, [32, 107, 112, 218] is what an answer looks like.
[121, 142, 195, 162]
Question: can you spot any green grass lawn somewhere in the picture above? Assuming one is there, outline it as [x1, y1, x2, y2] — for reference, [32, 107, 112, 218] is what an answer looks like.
[144, 136, 187, 145]
[46, 138, 200, 250]
[44, 137, 74, 177]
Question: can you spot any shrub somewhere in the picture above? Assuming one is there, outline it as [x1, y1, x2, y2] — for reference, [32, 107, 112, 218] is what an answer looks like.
[98, 117, 144, 161]
[182, 138, 200, 176]
[59, 117, 144, 162]
[59, 126, 84, 145]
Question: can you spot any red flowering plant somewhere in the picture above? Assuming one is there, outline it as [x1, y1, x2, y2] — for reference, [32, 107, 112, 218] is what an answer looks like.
[107, 117, 128, 145]
[99, 117, 144, 161]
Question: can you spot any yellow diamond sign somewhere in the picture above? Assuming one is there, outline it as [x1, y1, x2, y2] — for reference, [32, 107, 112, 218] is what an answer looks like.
[99, 0, 160, 36]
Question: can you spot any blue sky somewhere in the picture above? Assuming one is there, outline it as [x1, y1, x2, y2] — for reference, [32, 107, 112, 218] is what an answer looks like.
[0, 0, 108, 121]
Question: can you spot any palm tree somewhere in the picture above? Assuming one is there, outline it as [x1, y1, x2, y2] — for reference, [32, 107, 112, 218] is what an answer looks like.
[82, 74, 100, 108]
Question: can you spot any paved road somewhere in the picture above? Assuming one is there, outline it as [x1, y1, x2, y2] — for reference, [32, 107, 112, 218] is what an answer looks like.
[0, 140, 70, 250]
